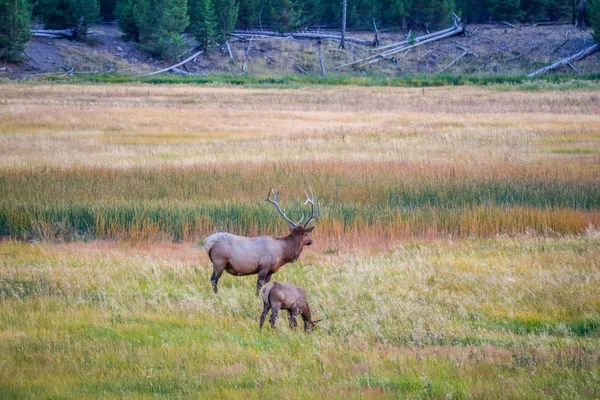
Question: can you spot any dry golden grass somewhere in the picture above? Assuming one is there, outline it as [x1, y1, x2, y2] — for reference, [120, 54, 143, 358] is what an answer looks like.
[0, 84, 599, 170]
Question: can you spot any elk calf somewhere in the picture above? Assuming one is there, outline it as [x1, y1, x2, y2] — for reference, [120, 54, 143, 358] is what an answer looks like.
[260, 282, 321, 332]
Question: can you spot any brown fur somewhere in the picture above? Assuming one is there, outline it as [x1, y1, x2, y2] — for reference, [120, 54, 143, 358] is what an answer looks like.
[259, 282, 321, 332]
[205, 224, 314, 295]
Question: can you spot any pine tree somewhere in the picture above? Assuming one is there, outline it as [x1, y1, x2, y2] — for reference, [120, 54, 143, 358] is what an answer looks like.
[188, 0, 217, 50]
[591, 0, 600, 42]
[411, 0, 455, 29]
[0, 0, 32, 61]
[237, 0, 259, 29]
[134, 0, 189, 59]
[99, 0, 118, 19]
[115, 0, 138, 40]
[390, 0, 411, 28]
[213, 0, 238, 40]
[35, 0, 100, 30]
[455, 0, 487, 23]
[486, 0, 520, 21]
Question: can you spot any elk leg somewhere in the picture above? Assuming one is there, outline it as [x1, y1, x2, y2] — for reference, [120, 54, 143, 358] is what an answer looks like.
[259, 302, 271, 330]
[210, 263, 226, 294]
[256, 268, 269, 296]
[265, 271, 274, 283]
[288, 309, 298, 328]
[269, 301, 281, 329]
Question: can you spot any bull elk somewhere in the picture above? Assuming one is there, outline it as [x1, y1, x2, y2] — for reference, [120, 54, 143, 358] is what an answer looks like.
[204, 188, 318, 295]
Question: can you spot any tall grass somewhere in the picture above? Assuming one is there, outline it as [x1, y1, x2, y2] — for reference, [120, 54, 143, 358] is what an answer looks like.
[1, 163, 598, 242]
[1, 83, 598, 243]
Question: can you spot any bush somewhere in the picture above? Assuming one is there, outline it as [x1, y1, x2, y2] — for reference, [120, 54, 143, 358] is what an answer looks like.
[0, 0, 32, 61]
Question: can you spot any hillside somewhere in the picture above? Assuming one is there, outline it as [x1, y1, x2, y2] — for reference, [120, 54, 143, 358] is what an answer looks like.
[1, 22, 599, 79]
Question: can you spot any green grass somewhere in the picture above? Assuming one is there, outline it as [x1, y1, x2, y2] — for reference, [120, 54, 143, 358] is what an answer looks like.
[30, 71, 600, 89]
[1, 235, 599, 398]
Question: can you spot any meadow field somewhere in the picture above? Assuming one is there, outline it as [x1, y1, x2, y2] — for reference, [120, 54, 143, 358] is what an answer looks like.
[0, 82, 599, 398]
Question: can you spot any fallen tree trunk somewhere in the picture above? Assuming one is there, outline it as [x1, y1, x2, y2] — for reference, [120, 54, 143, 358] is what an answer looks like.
[527, 43, 599, 77]
[31, 19, 85, 40]
[373, 25, 458, 53]
[231, 30, 376, 46]
[140, 49, 204, 77]
[336, 21, 465, 69]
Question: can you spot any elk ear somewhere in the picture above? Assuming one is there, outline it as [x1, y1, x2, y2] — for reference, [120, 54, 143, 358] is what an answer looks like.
[289, 223, 297, 231]
[304, 226, 315, 233]
[313, 319, 322, 325]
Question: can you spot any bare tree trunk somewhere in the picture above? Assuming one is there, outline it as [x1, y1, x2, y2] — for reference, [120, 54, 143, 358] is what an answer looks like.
[578, 0, 587, 30]
[402, 16, 407, 30]
[528, 43, 599, 77]
[317, 41, 326, 76]
[340, 0, 347, 49]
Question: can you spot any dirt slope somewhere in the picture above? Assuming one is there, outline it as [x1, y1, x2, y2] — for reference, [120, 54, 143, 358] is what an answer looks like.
[1, 22, 598, 79]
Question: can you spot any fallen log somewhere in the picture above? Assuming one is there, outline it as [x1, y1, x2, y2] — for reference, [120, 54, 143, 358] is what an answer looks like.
[295, 65, 310, 75]
[373, 25, 458, 53]
[527, 43, 599, 77]
[140, 49, 204, 77]
[336, 14, 465, 69]
[31, 18, 85, 40]
[31, 32, 64, 39]
[231, 30, 376, 46]
[340, 25, 465, 69]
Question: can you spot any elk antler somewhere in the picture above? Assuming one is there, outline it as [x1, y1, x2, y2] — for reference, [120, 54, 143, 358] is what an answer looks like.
[262, 189, 305, 227]
[302, 185, 319, 228]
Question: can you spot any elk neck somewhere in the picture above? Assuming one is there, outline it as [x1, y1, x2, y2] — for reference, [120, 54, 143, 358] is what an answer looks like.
[279, 231, 305, 264]
[301, 305, 312, 322]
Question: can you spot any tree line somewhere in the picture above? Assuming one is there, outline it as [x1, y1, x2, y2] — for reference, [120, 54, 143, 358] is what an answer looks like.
[1, 0, 600, 61]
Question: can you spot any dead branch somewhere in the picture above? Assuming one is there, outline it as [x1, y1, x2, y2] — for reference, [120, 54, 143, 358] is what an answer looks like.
[418, 50, 434, 59]
[438, 45, 476, 73]
[567, 62, 579, 73]
[295, 65, 309, 75]
[550, 39, 569, 55]
[501, 21, 520, 29]
[508, 45, 538, 61]
[226, 41, 235, 63]
[140, 49, 203, 77]
[528, 43, 599, 77]
[472, 58, 494, 74]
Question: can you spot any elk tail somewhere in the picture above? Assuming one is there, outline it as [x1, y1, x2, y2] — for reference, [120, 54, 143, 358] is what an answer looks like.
[261, 282, 275, 306]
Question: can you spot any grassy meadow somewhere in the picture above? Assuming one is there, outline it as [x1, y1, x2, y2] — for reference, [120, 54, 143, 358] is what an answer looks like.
[0, 82, 599, 398]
